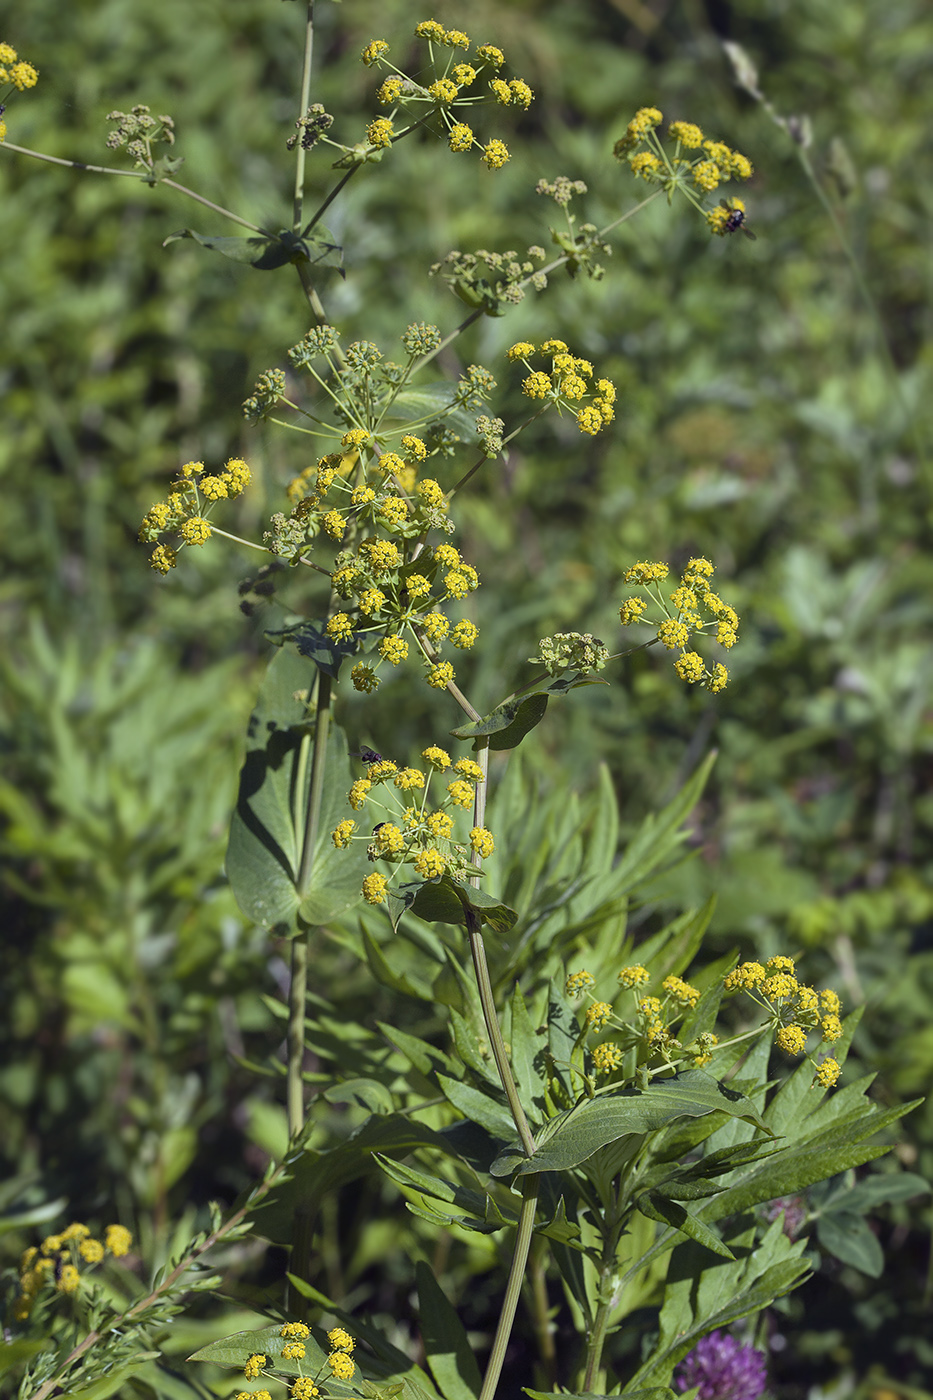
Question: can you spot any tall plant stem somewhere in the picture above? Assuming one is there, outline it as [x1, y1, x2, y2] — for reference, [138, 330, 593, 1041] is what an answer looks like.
[292, 1, 315, 230]
[478, 1176, 540, 1400]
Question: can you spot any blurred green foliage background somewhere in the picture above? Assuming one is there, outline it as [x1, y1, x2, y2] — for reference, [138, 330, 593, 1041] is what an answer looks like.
[2, 0, 932, 1394]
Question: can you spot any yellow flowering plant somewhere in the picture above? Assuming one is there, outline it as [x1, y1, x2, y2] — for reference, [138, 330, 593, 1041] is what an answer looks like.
[2, 12, 924, 1400]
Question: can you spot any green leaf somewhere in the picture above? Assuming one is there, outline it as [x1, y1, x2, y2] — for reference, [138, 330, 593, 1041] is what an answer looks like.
[449, 693, 549, 753]
[266, 618, 359, 681]
[416, 1262, 482, 1400]
[389, 875, 517, 934]
[491, 1071, 769, 1178]
[163, 224, 343, 274]
[507, 984, 546, 1114]
[816, 1209, 884, 1276]
[225, 649, 367, 931]
[436, 1073, 519, 1143]
[188, 1326, 330, 1375]
[323, 1078, 397, 1115]
[635, 1192, 733, 1258]
[525, 1391, 675, 1400]
[0, 1340, 47, 1380]
[382, 383, 479, 443]
[627, 1218, 810, 1388]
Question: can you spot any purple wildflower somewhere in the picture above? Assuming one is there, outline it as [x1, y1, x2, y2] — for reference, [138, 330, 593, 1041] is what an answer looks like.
[674, 1330, 767, 1400]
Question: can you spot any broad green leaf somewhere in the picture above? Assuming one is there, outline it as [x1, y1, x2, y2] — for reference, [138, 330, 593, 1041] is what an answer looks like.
[259, 1115, 453, 1243]
[363, 924, 434, 1001]
[377, 1023, 457, 1080]
[840, 1170, 930, 1210]
[491, 1071, 769, 1178]
[436, 1073, 519, 1143]
[225, 649, 367, 931]
[266, 619, 359, 681]
[816, 1209, 884, 1276]
[627, 1218, 809, 1388]
[323, 1078, 396, 1115]
[382, 383, 479, 444]
[507, 983, 546, 1116]
[188, 1326, 330, 1374]
[416, 1262, 482, 1400]
[389, 875, 517, 934]
[449, 693, 549, 753]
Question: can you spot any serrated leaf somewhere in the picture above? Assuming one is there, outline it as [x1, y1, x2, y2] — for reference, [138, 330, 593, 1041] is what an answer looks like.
[449, 693, 549, 752]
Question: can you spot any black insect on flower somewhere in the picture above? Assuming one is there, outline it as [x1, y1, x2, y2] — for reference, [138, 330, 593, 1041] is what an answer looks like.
[351, 746, 382, 764]
[721, 199, 756, 240]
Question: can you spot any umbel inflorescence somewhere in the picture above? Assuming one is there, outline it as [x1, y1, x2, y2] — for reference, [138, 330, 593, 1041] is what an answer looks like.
[567, 954, 842, 1088]
[358, 20, 533, 171]
[236, 1324, 357, 1400]
[0, 40, 40, 143]
[334, 747, 493, 906]
[615, 106, 754, 237]
[15, 1222, 133, 1320]
[619, 556, 738, 692]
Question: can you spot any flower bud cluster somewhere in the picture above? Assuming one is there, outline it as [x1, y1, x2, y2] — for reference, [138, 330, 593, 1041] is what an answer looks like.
[507, 340, 616, 436]
[430, 245, 549, 309]
[618, 556, 736, 692]
[138, 458, 251, 573]
[333, 748, 494, 904]
[359, 21, 534, 171]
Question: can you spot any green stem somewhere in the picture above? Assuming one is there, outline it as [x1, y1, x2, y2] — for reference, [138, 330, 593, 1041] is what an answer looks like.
[477, 1176, 540, 1400]
[297, 671, 332, 897]
[292, 1, 315, 230]
[0, 141, 271, 233]
[287, 935, 309, 1140]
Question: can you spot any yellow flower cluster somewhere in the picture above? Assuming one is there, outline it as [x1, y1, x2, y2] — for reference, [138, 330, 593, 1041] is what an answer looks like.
[0, 42, 39, 138]
[614, 106, 754, 237]
[359, 21, 532, 171]
[334, 748, 492, 903]
[618, 556, 737, 693]
[508, 340, 616, 436]
[280, 424, 479, 695]
[724, 956, 843, 1088]
[565, 969, 596, 998]
[139, 458, 251, 573]
[236, 1323, 355, 1399]
[16, 1223, 132, 1320]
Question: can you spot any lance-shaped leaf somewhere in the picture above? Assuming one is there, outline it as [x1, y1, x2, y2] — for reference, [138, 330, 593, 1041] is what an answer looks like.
[490, 1070, 770, 1178]
[225, 648, 367, 931]
[450, 692, 549, 753]
[381, 382, 480, 443]
[417, 1261, 482, 1400]
[635, 1192, 734, 1259]
[163, 224, 343, 274]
